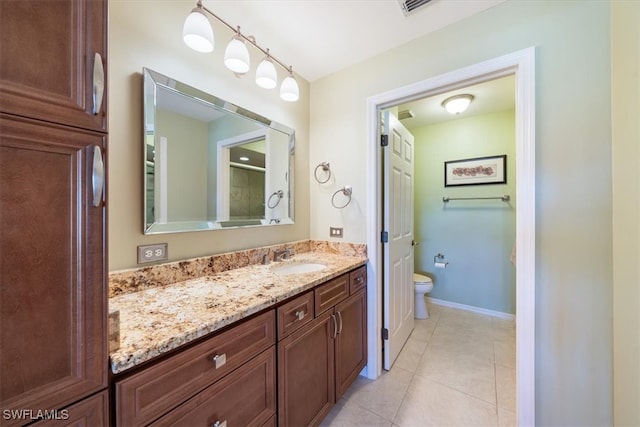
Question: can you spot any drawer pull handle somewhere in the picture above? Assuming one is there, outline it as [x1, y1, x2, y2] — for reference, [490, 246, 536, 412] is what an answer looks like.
[92, 52, 105, 115]
[294, 310, 305, 321]
[213, 421, 227, 427]
[212, 353, 227, 369]
[336, 311, 343, 335]
[356, 276, 364, 284]
[331, 314, 338, 339]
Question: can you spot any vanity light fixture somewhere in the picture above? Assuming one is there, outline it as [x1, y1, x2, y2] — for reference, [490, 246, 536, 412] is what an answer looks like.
[280, 67, 299, 102]
[441, 94, 474, 115]
[255, 50, 278, 89]
[224, 27, 250, 74]
[183, 0, 299, 102]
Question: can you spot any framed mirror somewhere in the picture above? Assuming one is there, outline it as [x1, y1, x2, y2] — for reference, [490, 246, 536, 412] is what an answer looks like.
[143, 68, 295, 234]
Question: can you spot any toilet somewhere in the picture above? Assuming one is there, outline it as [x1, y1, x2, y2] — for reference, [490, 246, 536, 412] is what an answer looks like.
[414, 273, 433, 319]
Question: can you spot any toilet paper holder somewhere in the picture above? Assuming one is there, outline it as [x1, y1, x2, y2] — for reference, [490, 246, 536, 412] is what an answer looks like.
[433, 252, 449, 268]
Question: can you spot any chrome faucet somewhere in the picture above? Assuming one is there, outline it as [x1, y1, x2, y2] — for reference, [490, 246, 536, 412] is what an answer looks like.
[261, 253, 270, 265]
[274, 248, 293, 261]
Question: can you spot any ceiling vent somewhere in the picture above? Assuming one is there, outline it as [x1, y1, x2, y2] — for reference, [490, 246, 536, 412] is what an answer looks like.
[398, 109, 415, 120]
[398, 0, 433, 16]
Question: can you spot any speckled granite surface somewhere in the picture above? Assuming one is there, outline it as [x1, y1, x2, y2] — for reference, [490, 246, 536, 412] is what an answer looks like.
[109, 242, 367, 374]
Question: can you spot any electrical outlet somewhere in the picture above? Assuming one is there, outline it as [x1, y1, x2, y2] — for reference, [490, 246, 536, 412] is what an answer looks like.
[329, 227, 343, 238]
[137, 243, 168, 264]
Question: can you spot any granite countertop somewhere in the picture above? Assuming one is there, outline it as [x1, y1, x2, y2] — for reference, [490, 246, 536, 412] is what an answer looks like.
[109, 252, 367, 374]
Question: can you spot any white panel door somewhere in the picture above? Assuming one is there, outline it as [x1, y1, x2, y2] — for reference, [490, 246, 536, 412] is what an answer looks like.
[383, 111, 415, 370]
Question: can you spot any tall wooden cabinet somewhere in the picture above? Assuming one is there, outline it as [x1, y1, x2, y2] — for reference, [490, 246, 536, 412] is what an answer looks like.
[0, 1, 109, 425]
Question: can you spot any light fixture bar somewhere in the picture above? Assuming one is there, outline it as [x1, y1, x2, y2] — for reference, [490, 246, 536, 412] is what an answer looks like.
[198, 1, 293, 75]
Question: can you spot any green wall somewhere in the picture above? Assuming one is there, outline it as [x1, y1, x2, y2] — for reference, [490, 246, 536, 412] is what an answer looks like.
[310, 1, 612, 423]
[414, 110, 516, 314]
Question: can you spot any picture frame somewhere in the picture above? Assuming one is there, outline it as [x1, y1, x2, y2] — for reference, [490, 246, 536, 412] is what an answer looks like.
[444, 154, 507, 187]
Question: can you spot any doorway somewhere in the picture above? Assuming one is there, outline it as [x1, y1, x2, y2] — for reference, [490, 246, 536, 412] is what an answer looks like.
[364, 47, 536, 425]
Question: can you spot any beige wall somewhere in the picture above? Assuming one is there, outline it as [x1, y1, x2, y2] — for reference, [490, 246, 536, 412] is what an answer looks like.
[108, 1, 310, 270]
[310, 1, 612, 424]
[612, 1, 640, 425]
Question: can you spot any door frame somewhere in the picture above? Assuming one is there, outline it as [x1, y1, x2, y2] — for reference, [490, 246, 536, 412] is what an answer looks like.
[364, 47, 536, 425]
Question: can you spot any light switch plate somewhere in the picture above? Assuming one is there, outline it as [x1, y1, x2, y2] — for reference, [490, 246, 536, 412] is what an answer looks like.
[137, 243, 168, 264]
[330, 227, 343, 238]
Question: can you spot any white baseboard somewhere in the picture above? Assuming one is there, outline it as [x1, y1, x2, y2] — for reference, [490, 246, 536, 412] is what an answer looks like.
[426, 296, 516, 321]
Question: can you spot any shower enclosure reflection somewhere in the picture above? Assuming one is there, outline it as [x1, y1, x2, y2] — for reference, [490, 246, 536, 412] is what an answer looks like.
[143, 68, 294, 234]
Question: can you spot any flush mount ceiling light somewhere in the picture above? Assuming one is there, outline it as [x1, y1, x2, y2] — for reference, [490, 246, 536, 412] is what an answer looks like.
[441, 94, 474, 115]
[183, 0, 299, 102]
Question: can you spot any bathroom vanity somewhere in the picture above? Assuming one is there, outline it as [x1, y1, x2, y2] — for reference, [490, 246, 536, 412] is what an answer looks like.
[109, 247, 367, 426]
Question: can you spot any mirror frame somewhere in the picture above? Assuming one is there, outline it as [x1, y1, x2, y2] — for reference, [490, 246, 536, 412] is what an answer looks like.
[143, 67, 295, 234]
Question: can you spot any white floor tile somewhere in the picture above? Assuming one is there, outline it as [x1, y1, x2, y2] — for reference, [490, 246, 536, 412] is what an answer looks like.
[323, 306, 515, 427]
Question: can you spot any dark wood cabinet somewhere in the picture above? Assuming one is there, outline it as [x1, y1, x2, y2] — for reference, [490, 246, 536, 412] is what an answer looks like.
[0, 1, 108, 425]
[150, 348, 276, 427]
[32, 391, 109, 427]
[335, 290, 367, 400]
[278, 269, 367, 426]
[277, 310, 336, 427]
[116, 311, 276, 426]
[0, 0, 108, 132]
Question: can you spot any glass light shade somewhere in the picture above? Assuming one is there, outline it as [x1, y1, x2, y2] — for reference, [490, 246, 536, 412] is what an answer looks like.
[224, 37, 250, 74]
[255, 57, 278, 89]
[442, 94, 474, 115]
[183, 8, 214, 53]
[280, 74, 299, 102]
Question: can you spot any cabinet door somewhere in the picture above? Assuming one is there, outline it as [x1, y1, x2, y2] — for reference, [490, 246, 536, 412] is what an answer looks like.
[32, 391, 109, 427]
[0, 0, 107, 132]
[335, 290, 367, 400]
[278, 311, 336, 427]
[0, 115, 107, 424]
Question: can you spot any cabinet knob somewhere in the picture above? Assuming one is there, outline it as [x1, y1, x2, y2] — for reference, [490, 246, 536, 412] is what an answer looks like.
[213, 421, 227, 427]
[294, 310, 305, 321]
[356, 276, 364, 284]
[211, 353, 226, 369]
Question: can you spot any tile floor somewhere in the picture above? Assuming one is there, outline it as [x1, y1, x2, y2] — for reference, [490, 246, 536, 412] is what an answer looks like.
[321, 302, 516, 427]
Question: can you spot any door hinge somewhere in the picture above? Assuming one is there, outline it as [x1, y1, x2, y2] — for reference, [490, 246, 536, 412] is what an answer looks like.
[380, 134, 388, 147]
[381, 328, 389, 340]
[380, 231, 388, 243]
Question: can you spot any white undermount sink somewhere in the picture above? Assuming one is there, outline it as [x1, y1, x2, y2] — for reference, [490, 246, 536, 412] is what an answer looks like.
[271, 262, 327, 275]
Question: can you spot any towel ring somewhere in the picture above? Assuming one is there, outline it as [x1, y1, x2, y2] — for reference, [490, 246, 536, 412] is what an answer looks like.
[267, 190, 283, 208]
[314, 162, 331, 184]
[331, 186, 352, 209]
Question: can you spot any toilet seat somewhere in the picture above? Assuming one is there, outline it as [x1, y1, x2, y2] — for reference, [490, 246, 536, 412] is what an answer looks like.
[413, 273, 432, 284]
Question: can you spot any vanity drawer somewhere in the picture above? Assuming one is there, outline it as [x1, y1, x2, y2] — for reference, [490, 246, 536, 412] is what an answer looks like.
[314, 273, 349, 316]
[349, 266, 367, 294]
[116, 310, 275, 426]
[150, 347, 276, 427]
[277, 290, 314, 340]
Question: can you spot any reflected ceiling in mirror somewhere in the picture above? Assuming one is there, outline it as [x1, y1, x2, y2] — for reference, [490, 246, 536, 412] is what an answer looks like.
[143, 68, 295, 234]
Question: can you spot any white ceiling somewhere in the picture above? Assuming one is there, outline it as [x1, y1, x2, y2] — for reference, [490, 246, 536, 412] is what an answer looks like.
[203, 0, 507, 82]
[397, 74, 516, 129]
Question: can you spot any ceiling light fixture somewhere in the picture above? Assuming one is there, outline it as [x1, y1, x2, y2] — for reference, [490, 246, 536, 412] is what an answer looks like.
[441, 94, 474, 115]
[183, 0, 299, 102]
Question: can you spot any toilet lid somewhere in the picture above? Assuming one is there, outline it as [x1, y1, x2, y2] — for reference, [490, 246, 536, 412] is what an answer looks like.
[414, 273, 432, 284]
